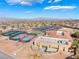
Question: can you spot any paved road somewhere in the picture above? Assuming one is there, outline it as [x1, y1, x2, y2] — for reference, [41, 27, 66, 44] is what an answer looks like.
[0, 51, 15, 59]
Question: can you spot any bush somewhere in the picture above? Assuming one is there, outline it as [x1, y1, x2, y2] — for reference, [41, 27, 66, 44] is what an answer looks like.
[72, 32, 79, 38]
[72, 39, 79, 48]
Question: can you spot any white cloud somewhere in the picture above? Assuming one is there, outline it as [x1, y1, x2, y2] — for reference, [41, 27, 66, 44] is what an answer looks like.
[33, 0, 44, 3]
[6, 0, 22, 3]
[48, 0, 52, 3]
[25, 11, 32, 14]
[5, 0, 44, 5]
[20, 1, 32, 6]
[44, 6, 77, 10]
[53, 0, 62, 2]
[48, 0, 62, 3]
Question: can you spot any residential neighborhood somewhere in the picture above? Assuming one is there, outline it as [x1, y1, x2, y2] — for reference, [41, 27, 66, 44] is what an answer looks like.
[0, 20, 78, 59]
[0, 0, 79, 59]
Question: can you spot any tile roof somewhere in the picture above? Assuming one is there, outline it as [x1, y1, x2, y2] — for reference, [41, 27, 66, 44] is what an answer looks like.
[45, 30, 72, 40]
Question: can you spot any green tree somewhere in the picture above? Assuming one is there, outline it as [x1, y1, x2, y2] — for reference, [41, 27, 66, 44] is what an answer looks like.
[72, 39, 79, 48]
[72, 32, 79, 38]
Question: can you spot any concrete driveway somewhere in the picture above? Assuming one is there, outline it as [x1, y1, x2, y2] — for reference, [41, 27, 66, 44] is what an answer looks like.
[0, 51, 15, 59]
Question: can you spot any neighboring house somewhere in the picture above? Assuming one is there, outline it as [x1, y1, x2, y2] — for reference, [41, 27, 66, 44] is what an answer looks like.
[31, 29, 72, 53]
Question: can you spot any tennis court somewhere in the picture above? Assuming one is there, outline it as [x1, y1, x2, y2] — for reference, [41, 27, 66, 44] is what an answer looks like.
[2, 31, 36, 42]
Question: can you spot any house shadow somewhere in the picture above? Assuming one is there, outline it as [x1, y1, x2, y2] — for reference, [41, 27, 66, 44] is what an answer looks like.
[65, 55, 75, 59]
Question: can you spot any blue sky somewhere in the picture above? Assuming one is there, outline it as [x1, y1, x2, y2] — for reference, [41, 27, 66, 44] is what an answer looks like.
[0, 0, 79, 19]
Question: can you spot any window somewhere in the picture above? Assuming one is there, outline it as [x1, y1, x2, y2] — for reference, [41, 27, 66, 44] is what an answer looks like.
[58, 40, 62, 44]
[57, 40, 68, 45]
